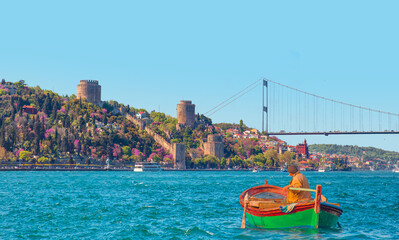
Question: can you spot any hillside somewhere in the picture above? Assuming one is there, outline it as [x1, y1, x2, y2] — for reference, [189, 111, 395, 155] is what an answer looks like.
[0, 80, 160, 165]
[309, 144, 399, 163]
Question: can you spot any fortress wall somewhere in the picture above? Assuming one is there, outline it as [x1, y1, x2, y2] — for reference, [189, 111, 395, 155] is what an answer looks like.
[126, 113, 186, 169]
[202, 134, 224, 159]
[172, 143, 186, 169]
[126, 114, 145, 130]
[203, 142, 224, 159]
[144, 127, 172, 153]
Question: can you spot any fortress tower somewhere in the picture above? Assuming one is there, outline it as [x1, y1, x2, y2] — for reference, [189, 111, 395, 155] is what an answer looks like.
[203, 134, 224, 159]
[77, 80, 101, 105]
[176, 100, 195, 129]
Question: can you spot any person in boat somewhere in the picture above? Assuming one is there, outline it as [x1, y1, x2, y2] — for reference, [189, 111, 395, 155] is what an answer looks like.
[282, 165, 312, 203]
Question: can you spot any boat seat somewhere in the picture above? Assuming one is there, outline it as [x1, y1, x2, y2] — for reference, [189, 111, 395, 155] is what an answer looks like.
[249, 200, 288, 209]
[249, 197, 284, 202]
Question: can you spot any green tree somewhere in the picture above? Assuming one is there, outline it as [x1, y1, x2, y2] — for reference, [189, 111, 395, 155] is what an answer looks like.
[122, 146, 132, 156]
[38, 156, 49, 163]
[19, 150, 32, 162]
[264, 149, 278, 167]
[239, 119, 244, 132]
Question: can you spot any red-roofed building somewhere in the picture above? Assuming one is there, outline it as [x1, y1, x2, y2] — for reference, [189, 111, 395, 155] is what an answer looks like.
[136, 111, 147, 119]
[22, 105, 38, 114]
[296, 139, 309, 158]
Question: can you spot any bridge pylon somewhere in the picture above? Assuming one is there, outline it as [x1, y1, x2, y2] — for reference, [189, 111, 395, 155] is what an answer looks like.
[262, 79, 268, 135]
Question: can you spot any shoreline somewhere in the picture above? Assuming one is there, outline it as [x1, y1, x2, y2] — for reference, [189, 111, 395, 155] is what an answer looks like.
[0, 168, 383, 172]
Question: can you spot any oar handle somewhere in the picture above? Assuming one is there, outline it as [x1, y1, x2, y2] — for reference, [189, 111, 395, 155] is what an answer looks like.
[241, 193, 249, 228]
[288, 187, 317, 192]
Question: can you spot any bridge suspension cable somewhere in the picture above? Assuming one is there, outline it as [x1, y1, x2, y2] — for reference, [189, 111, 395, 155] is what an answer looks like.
[205, 79, 261, 117]
[264, 78, 399, 135]
[266, 79, 399, 117]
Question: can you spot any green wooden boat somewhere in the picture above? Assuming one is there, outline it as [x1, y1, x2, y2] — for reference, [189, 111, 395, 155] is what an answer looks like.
[239, 179, 343, 229]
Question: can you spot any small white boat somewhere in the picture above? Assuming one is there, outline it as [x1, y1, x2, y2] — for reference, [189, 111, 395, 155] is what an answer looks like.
[134, 162, 163, 172]
[318, 167, 331, 172]
[252, 168, 260, 173]
[393, 168, 399, 173]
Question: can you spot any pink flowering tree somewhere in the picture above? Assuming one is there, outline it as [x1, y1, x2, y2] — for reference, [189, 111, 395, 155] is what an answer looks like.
[16, 149, 24, 158]
[112, 144, 121, 159]
[57, 108, 67, 114]
[45, 129, 54, 138]
[132, 148, 144, 158]
[155, 147, 166, 160]
[163, 154, 174, 164]
[246, 150, 251, 159]
[148, 153, 160, 162]
[74, 139, 80, 153]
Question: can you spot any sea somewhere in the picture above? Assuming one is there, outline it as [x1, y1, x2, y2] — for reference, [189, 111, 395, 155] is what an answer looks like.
[0, 171, 398, 239]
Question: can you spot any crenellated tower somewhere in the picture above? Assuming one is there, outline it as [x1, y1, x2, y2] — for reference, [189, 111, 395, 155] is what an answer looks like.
[176, 100, 195, 130]
[77, 80, 101, 105]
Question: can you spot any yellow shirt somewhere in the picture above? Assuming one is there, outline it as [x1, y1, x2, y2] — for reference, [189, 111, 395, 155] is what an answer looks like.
[286, 171, 312, 203]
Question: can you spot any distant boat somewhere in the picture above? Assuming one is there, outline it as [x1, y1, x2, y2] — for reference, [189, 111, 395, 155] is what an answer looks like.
[370, 167, 375, 171]
[280, 167, 287, 172]
[318, 167, 331, 172]
[252, 168, 260, 173]
[239, 179, 343, 229]
[393, 168, 399, 173]
[134, 162, 163, 172]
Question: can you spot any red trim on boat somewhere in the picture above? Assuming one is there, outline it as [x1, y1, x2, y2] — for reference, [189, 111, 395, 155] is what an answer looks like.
[239, 183, 343, 218]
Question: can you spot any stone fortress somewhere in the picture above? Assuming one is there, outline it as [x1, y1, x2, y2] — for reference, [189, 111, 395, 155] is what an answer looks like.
[77, 80, 101, 105]
[176, 100, 196, 130]
[176, 100, 224, 160]
[75, 79, 223, 169]
[203, 134, 224, 159]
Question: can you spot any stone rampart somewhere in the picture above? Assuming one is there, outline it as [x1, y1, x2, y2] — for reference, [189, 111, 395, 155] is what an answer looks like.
[126, 113, 186, 169]
[203, 134, 224, 159]
[144, 127, 172, 153]
[126, 114, 145, 130]
[173, 143, 186, 170]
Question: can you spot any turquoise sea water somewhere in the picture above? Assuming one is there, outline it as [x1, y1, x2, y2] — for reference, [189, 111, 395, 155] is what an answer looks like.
[0, 171, 398, 239]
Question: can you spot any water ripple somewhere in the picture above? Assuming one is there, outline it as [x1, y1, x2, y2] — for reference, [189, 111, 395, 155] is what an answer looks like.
[0, 171, 397, 239]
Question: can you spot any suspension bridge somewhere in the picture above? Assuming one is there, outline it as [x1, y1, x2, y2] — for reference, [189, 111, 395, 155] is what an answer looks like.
[205, 79, 399, 136]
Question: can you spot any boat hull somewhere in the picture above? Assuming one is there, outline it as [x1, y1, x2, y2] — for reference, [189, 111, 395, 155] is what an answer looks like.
[239, 182, 342, 229]
[246, 203, 341, 229]
[247, 208, 319, 228]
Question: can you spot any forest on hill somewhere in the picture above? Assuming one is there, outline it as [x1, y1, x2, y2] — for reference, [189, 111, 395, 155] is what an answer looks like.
[0, 80, 162, 165]
[309, 144, 399, 162]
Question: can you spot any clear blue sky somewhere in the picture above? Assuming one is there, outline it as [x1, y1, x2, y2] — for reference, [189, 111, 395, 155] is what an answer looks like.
[1, 1, 398, 151]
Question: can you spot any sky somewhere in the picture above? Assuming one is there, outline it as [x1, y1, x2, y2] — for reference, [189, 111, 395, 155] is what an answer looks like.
[1, 0, 398, 151]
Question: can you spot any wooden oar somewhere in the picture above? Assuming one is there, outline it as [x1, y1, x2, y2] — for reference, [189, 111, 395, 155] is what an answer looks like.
[241, 193, 249, 229]
[289, 186, 328, 202]
[288, 187, 317, 192]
